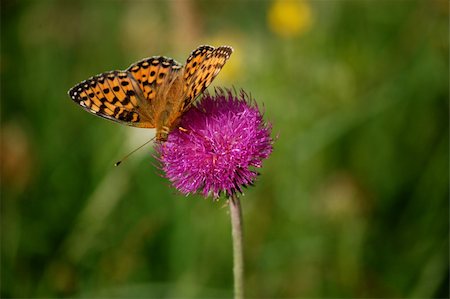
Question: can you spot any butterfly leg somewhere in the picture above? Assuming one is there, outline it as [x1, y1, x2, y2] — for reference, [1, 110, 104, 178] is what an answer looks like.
[155, 109, 171, 141]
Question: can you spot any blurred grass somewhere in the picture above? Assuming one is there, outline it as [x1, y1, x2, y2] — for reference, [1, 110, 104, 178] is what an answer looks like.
[1, 0, 448, 298]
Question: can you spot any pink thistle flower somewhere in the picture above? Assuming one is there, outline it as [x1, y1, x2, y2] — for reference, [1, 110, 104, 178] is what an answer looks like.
[156, 88, 273, 199]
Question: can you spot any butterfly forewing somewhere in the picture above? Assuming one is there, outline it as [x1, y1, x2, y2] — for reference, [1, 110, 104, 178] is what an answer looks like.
[69, 71, 151, 127]
[183, 45, 215, 84]
[182, 46, 233, 111]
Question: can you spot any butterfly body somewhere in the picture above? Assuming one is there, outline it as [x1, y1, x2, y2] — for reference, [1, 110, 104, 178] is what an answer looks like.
[153, 70, 185, 141]
[68, 45, 233, 141]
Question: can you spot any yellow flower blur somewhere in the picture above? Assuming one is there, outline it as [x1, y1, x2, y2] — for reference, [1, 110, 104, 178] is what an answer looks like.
[268, 0, 313, 38]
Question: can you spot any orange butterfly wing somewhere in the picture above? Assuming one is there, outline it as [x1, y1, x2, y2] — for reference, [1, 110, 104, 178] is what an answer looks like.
[127, 56, 183, 103]
[182, 45, 233, 111]
[68, 71, 150, 126]
[68, 57, 183, 128]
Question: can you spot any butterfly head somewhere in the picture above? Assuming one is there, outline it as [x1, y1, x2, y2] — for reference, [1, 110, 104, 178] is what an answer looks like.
[156, 125, 171, 142]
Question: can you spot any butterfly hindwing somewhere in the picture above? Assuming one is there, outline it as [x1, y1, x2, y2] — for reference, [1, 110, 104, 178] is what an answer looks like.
[128, 56, 183, 103]
[182, 45, 233, 111]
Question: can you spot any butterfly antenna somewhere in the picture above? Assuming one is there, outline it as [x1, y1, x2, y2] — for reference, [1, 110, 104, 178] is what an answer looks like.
[114, 136, 156, 166]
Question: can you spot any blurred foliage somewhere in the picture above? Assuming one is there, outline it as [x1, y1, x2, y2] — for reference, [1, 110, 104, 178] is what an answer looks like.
[1, 0, 448, 298]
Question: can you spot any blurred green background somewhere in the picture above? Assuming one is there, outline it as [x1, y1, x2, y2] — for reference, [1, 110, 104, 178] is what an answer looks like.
[1, 0, 448, 298]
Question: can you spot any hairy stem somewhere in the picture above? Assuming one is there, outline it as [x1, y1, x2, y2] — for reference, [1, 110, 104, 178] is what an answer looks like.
[229, 194, 244, 299]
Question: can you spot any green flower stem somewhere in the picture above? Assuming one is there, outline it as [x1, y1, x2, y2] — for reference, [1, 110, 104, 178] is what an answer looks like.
[229, 194, 244, 299]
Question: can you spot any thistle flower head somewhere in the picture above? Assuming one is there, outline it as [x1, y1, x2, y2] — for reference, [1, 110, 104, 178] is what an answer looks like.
[156, 88, 273, 199]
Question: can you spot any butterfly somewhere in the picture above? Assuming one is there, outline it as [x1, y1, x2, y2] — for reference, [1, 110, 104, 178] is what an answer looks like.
[68, 45, 233, 141]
